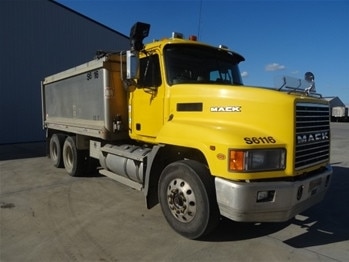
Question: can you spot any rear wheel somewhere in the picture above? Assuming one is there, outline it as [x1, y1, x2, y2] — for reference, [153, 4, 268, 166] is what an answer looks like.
[158, 160, 220, 239]
[62, 136, 86, 177]
[49, 134, 65, 168]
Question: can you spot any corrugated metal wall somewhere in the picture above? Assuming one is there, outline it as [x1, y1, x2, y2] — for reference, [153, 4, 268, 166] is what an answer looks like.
[0, 0, 129, 144]
[328, 97, 346, 108]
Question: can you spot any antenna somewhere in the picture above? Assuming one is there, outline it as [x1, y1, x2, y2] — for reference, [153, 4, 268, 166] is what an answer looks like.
[197, 0, 203, 39]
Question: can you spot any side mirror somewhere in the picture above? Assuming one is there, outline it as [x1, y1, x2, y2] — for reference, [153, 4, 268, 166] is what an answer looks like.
[126, 50, 139, 80]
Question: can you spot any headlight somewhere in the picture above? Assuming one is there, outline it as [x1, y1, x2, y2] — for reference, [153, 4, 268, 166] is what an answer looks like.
[229, 149, 286, 172]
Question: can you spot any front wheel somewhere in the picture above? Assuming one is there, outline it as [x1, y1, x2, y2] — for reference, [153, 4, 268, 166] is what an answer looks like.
[158, 160, 220, 239]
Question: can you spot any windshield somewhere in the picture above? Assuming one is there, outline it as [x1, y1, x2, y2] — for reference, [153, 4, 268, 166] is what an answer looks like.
[164, 44, 244, 86]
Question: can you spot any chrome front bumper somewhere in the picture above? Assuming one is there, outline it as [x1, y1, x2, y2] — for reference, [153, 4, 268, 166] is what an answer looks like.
[215, 165, 332, 222]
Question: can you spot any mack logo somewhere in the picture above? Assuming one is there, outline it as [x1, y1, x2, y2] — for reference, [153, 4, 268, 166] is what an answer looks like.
[210, 106, 241, 112]
[297, 132, 329, 144]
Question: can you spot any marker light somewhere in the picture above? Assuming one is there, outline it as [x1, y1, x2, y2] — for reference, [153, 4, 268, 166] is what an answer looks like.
[219, 44, 229, 50]
[189, 35, 197, 41]
[172, 32, 184, 39]
[229, 150, 245, 171]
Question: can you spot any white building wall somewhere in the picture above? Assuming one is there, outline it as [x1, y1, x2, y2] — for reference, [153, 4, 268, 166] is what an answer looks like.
[0, 0, 129, 144]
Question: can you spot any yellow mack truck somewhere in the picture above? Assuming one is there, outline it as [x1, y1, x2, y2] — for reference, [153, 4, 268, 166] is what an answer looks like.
[41, 22, 332, 239]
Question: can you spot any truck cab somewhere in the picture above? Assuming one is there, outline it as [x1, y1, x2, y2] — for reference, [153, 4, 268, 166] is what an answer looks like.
[129, 36, 244, 140]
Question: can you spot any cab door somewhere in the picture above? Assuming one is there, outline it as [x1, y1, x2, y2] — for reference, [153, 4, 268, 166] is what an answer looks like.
[129, 53, 164, 141]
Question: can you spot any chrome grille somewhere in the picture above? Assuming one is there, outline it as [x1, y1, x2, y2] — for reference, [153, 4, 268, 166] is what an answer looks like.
[295, 103, 330, 170]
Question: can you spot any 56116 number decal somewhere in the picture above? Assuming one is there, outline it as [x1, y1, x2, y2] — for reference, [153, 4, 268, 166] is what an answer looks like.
[244, 136, 276, 144]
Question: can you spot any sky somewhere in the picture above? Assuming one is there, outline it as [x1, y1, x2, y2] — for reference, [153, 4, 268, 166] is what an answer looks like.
[56, 0, 349, 104]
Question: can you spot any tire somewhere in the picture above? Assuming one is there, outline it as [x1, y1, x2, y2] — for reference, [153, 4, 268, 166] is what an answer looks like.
[158, 160, 220, 239]
[62, 136, 86, 177]
[49, 134, 65, 168]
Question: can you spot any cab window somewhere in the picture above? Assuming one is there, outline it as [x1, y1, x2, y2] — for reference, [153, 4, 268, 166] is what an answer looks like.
[139, 54, 161, 88]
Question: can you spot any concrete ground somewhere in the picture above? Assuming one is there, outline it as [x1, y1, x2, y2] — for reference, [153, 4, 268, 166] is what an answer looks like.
[1, 123, 348, 262]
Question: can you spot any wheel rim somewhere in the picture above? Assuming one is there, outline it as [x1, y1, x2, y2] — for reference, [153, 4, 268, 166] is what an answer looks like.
[64, 145, 73, 171]
[51, 143, 58, 160]
[167, 178, 196, 223]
